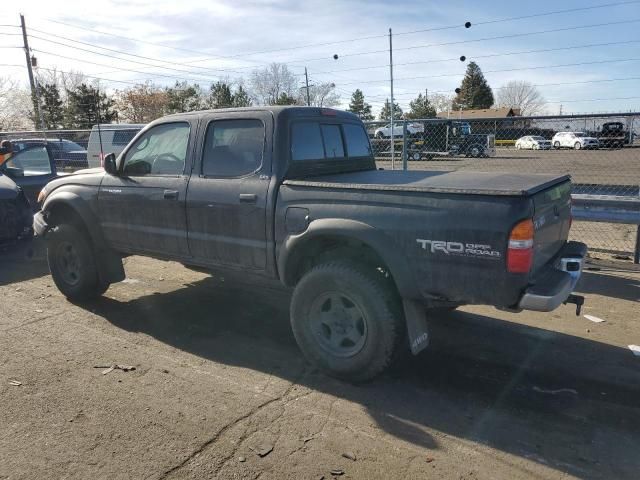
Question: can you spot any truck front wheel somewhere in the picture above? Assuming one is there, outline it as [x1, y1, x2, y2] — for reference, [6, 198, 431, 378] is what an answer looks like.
[47, 223, 109, 301]
[290, 261, 404, 382]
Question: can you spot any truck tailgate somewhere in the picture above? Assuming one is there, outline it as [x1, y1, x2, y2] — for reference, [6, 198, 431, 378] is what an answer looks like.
[531, 180, 572, 273]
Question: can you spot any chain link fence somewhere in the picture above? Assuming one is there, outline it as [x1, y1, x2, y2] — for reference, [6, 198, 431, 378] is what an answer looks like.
[365, 113, 640, 258]
[0, 125, 143, 172]
[1, 113, 638, 257]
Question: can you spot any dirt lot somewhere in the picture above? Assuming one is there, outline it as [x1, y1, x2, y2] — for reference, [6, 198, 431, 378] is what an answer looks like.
[1, 250, 639, 480]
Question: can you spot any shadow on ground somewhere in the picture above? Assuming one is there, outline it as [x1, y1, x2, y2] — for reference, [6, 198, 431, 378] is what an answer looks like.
[83, 272, 640, 479]
[0, 240, 48, 286]
[576, 270, 640, 302]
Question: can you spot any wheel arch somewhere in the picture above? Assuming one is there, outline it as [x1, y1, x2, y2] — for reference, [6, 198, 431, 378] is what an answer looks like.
[278, 218, 418, 298]
[42, 190, 124, 284]
[43, 191, 106, 250]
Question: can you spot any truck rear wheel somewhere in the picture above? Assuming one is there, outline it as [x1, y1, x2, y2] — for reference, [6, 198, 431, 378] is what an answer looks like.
[290, 261, 404, 382]
[47, 223, 109, 301]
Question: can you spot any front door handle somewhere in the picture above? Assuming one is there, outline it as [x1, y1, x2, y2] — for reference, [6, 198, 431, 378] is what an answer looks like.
[163, 189, 179, 200]
[239, 193, 257, 203]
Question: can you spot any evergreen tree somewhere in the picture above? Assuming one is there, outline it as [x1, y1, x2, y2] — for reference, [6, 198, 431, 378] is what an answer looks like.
[39, 83, 64, 129]
[232, 85, 252, 107]
[452, 62, 494, 109]
[406, 93, 436, 119]
[165, 81, 202, 113]
[207, 81, 234, 109]
[274, 92, 298, 105]
[64, 84, 116, 128]
[378, 98, 402, 121]
[347, 89, 373, 120]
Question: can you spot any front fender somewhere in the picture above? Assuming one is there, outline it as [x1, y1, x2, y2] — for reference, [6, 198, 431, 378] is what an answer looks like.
[42, 190, 106, 250]
[279, 218, 419, 298]
[41, 190, 124, 284]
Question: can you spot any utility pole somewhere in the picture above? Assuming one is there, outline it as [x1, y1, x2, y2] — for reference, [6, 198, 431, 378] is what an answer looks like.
[389, 28, 395, 170]
[20, 14, 42, 130]
[304, 67, 311, 106]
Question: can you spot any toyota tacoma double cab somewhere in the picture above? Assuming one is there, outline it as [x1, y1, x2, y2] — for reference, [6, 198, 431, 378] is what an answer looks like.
[34, 107, 586, 381]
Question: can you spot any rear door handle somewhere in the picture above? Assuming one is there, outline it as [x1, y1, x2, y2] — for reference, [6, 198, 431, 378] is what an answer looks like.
[239, 193, 257, 203]
[163, 189, 179, 200]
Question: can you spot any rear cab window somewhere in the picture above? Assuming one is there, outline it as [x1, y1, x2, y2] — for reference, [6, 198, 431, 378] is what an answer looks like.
[289, 119, 374, 177]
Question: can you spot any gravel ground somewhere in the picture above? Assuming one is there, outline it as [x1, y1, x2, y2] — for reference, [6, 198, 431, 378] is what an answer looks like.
[1, 251, 640, 480]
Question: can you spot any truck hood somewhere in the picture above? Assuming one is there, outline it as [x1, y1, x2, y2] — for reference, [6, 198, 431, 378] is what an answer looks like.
[46, 168, 105, 191]
[0, 173, 20, 200]
[285, 169, 570, 197]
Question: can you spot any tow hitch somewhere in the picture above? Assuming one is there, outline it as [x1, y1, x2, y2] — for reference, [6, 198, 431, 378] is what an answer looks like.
[564, 294, 585, 316]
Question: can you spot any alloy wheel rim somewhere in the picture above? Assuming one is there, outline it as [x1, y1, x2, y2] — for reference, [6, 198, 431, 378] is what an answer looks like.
[309, 291, 368, 358]
[55, 241, 81, 286]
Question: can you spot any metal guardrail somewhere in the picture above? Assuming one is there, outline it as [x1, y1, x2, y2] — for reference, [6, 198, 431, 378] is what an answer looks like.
[571, 194, 640, 263]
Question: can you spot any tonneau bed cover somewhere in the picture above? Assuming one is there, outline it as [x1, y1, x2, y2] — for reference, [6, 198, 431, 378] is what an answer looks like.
[285, 170, 570, 197]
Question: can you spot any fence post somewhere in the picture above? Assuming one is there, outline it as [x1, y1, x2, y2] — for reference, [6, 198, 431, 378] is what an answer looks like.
[402, 121, 408, 171]
[635, 225, 640, 264]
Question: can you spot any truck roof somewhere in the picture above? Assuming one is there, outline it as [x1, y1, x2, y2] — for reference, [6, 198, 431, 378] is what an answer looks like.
[162, 106, 360, 121]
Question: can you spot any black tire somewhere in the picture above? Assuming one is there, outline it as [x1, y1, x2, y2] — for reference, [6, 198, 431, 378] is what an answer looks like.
[574, 141, 582, 150]
[47, 223, 109, 300]
[375, 131, 384, 139]
[290, 261, 404, 382]
[553, 141, 561, 149]
[467, 144, 484, 158]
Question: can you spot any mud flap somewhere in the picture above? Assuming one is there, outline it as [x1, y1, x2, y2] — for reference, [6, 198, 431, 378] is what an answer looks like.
[402, 299, 429, 355]
[97, 248, 125, 284]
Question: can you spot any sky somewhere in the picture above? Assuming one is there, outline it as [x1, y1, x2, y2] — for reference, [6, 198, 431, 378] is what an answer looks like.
[1, 0, 640, 116]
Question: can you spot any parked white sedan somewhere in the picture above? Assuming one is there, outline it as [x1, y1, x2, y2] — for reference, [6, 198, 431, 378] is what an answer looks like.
[374, 123, 423, 138]
[551, 131, 600, 150]
[515, 135, 552, 150]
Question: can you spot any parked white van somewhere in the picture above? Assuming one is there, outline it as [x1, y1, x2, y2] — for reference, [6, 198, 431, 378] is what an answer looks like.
[87, 124, 145, 167]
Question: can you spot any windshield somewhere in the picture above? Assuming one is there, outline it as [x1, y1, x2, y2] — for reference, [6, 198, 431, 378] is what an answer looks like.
[531, 136, 546, 141]
[574, 132, 586, 137]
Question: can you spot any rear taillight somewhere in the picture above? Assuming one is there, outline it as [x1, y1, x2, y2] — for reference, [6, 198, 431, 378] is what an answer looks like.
[507, 219, 534, 273]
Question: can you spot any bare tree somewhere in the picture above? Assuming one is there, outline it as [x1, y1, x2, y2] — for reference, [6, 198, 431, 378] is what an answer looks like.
[36, 67, 90, 96]
[302, 82, 340, 107]
[0, 77, 34, 130]
[495, 80, 546, 116]
[249, 63, 299, 105]
[429, 93, 454, 115]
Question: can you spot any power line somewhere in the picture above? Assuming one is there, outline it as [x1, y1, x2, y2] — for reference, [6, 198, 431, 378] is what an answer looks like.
[5, 63, 139, 85]
[41, 18, 269, 68]
[337, 57, 640, 86]
[308, 40, 640, 76]
[27, 35, 252, 84]
[545, 95, 640, 104]
[42, 1, 640, 65]
[31, 48, 221, 84]
[292, 19, 640, 64]
[27, 28, 250, 76]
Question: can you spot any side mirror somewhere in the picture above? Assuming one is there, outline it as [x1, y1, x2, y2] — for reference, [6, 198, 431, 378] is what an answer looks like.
[103, 153, 117, 175]
[5, 166, 24, 178]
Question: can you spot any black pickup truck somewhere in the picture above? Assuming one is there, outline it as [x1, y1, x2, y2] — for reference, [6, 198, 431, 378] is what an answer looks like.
[34, 107, 586, 381]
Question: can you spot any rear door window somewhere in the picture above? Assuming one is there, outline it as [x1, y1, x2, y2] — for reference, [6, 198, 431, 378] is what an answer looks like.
[202, 119, 264, 177]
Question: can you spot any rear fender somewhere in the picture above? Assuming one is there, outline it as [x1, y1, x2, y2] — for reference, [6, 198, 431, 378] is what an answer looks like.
[279, 218, 419, 299]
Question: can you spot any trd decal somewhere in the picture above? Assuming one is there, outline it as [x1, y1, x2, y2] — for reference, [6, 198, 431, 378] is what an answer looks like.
[416, 239, 501, 259]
